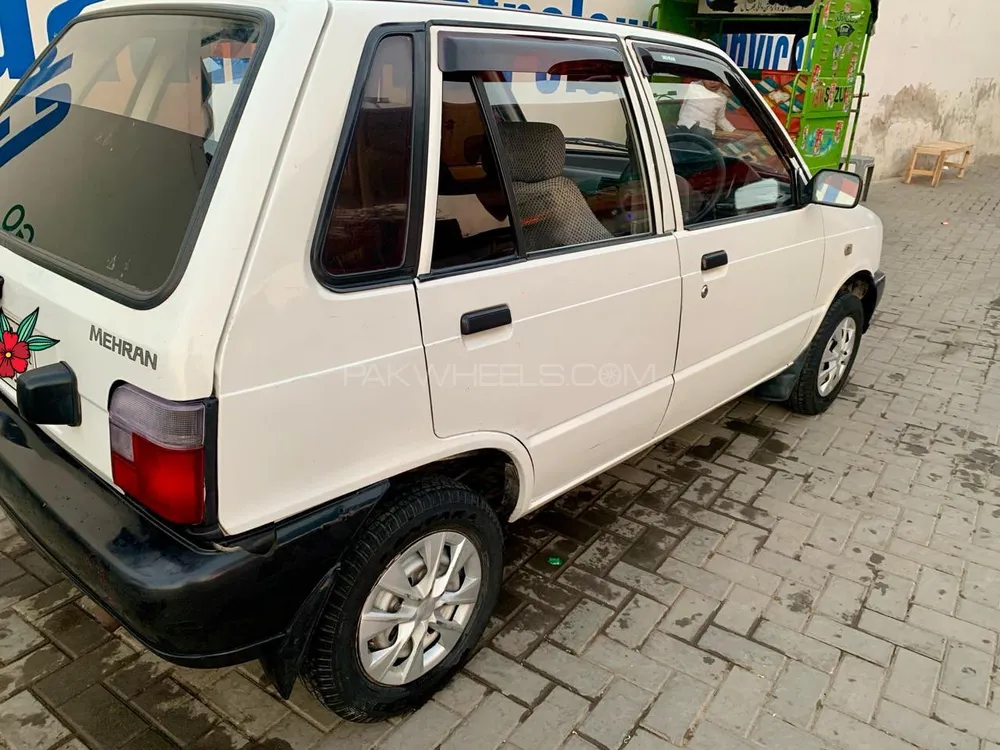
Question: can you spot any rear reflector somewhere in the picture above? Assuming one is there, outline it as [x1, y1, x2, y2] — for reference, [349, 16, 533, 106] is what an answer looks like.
[109, 385, 207, 525]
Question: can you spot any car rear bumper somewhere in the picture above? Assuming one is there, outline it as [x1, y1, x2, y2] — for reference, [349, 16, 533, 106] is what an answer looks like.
[0, 394, 382, 668]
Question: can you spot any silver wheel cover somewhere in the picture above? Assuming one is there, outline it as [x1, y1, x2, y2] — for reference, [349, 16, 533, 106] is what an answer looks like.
[358, 531, 482, 686]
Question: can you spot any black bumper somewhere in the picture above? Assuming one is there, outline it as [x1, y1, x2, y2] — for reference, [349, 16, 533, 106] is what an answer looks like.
[0, 395, 383, 669]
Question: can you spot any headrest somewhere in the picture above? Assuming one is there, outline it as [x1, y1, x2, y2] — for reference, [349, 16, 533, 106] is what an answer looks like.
[497, 121, 565, 182]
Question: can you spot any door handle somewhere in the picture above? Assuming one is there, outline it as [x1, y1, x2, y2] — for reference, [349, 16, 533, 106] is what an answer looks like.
[701, 250, 728, 271]
[461, 304, 512, 335]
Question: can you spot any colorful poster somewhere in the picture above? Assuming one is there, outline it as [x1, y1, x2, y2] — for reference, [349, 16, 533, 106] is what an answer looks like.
[699, 0, 819, 14]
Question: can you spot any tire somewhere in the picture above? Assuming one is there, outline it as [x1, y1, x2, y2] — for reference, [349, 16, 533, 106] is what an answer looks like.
[786, 291, 865, 416]
[304, 476, 503, 722]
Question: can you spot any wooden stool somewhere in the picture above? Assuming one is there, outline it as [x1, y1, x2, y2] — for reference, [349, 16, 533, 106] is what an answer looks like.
[904, 141, 973, 187]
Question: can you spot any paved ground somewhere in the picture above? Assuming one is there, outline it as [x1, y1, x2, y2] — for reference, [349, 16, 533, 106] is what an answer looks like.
[2, 161, 1000, 750]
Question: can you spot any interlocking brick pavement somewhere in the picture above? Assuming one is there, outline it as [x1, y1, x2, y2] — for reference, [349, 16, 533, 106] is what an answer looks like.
[3, 160, 1000, 749]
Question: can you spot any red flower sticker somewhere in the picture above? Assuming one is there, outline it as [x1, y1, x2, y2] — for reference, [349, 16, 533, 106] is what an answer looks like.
[0, 331, 29, 378]
[0, 307, 59, 380]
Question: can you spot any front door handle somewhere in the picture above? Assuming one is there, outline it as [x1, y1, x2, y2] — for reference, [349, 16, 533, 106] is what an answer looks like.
[461, 304, 512, 335]
[701, 250, 728, 271]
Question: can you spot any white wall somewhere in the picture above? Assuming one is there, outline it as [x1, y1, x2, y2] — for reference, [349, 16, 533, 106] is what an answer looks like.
[853, 1, 1000, 179]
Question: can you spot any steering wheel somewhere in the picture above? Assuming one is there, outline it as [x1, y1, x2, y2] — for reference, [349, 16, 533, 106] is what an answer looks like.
[666, 130, 727, 225]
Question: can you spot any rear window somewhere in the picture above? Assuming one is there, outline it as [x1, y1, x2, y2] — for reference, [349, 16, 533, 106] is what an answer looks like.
[0, 12, 265, 302]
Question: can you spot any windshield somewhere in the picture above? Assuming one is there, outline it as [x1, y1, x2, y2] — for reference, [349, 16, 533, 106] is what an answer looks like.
[0, 13, 264, 300]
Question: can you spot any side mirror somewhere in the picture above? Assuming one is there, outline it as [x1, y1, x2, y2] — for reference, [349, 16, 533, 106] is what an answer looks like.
[809, 168, 863, 209]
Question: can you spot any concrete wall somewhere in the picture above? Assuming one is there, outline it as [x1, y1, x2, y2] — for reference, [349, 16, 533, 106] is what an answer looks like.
[854, 1, 1000, 179]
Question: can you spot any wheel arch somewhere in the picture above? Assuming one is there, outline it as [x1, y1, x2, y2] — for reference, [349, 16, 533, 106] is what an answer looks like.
[837, 269, 878, 332]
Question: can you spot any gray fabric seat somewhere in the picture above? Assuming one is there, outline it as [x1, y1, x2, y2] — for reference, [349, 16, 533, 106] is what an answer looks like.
[496, 121, 613, 253]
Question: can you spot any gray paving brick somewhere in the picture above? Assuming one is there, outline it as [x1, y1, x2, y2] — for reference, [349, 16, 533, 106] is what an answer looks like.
[815, 707, 916, 750]
[717, 522, 768, 563]
[685, 720, 756, 750]
[913, 567, 960, 613]
[810, 515, 856, 555]
[559, 568, 631, 609]
[800, 547, 875, 586]
[203, 671, 289, 738]
[468, 649, 552, 705]
[704, 554, 781, 595]
[657, 558, 730, 599]
[816, 576, 867, 625]
[12, 581, 79, 622]
[575, 534, 631, 576]
[131, 679, 217, 745]
[750, 714, 827, 750]
[857, 608, 945, 660]
[641, 671, 713, 744]
[883, 648, 939, 715]
[670, 528, 723, 567]
[895, 509, 936, 545]
[931, 692, 1000, 743]
[35, 638, 137, 706]
[767, 660, 829, 728]
[659, 588, 718, 642]
[579, 677, 653, 750]
[0, 691, 70, 750]
[826, 655, 885, 722]
[887, 538, 964, 576]
[704, 666, 769, 736]
[961, 563, 1000, 606]
[939, 642, 992, 704]
[764, 519, 812, 558]
[699, 626, 784, 680]
[754, 619, 840, 673]
[642, 631, 727, 685]
[380, 701, 461, 750]
[583, 636, 670, 691]
[623, 729, 682, 750]
[906, 603, 997, 651]
[0, 644, 67, 702]
[806, 616, 893, 666]
[864, 571, 914, 619]
[494, 605, 561, 659]
[527, 642, 613, 699]
[0, 611, 43, 665]
[60, 684, 147, 750]
[753, 497, 819, 528]
[606, 595, 665, 650]
[508, 687, 590, 750]
[441, 692, 526, 750]
[608, 563, 683, 607]
[754, 549, 829, 589]
[550, 598, 614, 655]
[874, 700, 978, 750]
[713, 585, 768, 635]
[766, 580, 819, 632]
[851, 515, 895, 549]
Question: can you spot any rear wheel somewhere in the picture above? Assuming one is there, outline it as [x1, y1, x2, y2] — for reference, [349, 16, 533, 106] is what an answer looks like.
[304, 477, 503, 722]
[786, 291, 864, 416]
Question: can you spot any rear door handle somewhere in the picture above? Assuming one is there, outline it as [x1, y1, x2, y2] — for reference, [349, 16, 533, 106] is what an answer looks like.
[701, 250, 728, 271]
[461, 304, 512, 335]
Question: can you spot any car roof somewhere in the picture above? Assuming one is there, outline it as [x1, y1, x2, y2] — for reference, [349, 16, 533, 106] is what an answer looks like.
[80, 0, 723, 56]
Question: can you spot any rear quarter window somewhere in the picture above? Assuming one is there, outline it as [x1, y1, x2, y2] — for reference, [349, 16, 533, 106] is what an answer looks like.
[0, 12, 266, 304]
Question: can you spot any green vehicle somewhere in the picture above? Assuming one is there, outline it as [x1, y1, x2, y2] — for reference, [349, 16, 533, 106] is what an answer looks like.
[654, 0, 879, 173]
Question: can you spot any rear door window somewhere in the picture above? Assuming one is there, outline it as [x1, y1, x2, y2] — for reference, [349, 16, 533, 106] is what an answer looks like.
[0, 13, 265, 301]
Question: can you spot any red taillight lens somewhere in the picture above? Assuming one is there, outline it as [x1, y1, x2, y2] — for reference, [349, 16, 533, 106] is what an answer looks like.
[109, 385, 207, 525]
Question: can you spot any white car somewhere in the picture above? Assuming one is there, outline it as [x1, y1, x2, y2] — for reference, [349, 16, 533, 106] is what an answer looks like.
[0, 0, 883, 723]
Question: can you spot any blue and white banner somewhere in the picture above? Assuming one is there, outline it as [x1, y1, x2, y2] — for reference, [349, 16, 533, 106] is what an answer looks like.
[720, 32, 813, 71]
[0, 0, 102, 98]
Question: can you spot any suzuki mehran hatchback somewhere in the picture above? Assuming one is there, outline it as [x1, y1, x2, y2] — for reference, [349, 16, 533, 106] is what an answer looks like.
[0, 0, 884, 722]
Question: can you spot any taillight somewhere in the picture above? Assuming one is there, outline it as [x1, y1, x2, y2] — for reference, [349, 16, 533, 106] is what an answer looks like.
[109, 384, 208, 525]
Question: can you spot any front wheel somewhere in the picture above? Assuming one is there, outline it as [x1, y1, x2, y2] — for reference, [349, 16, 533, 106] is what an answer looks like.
[304, 477, 503, 723]
[786, 291, 865, 415]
